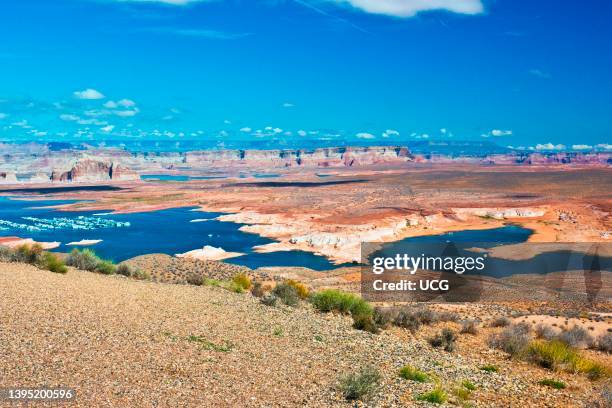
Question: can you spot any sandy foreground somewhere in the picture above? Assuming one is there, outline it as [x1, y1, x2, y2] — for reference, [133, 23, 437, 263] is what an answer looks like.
[0, 262, 610, 407]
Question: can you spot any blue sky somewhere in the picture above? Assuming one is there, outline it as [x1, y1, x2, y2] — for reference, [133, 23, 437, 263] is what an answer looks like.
[0, 0, 611, 151]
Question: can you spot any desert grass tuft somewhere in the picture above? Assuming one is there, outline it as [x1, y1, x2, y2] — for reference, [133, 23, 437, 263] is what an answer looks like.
[399, 365, 429, 382]
[339, 366, 380, 401]
[415, 386, 447, 404]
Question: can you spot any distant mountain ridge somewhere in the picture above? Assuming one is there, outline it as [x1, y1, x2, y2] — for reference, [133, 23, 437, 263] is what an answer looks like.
[0, 143, 610, 185]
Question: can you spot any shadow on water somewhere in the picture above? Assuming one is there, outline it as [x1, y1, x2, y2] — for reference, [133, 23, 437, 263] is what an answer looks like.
[225, 179, 367, 188]
[0, 186, 124, 194]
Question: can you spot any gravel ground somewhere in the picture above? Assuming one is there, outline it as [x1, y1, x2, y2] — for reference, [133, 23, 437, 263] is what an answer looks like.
[0, 262, 609, 407]
[122, 254, 262, 284]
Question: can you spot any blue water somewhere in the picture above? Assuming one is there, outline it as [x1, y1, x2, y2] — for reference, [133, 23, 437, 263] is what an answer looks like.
[6, 196, 604, 277]
[0, 197, 339, 270]
[253, 173, 280, 179]
[370, 226, 610, 278]
[141, 174, 280, 182]
[141, 174, 226, 181]
[402, 225, 533, 245]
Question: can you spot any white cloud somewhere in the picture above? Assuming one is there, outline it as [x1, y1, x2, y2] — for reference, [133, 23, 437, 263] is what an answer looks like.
[113, 108, 139, 117]
[491, 129, 512, 137]
[73, 88, 105, 100]
[59, 114, 80, 121]
[440, 128, 447, 134]
[572, 144, 592, 150]
[297, 130, 307, 137]
[356, 132, 375, 139]
[382, 129, 400, 138]
[105, 99, 136, 109]
[535, 143, 566, 151]
[115, 0, 203, 4]
[596, 143, 612, 150]
[154, 27, 251, 40]
[223, 119, 232, 125]
[282, 102, 295, 108]
[100, 125, 115, 133]
[239, 127, 252, 133]
[117, 99, 136, 107]
[482, 129, 512, 138]
[336, 0, 484, 17]
[529, 69, 551, 79]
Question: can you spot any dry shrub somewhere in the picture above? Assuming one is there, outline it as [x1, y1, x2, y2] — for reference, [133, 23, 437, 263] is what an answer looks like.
[429, 328, 458, 352]
[488, 323, 532, 357]
[558, 325, 594, 348]
[460, 320, 479, 335]
[491, 316, 511, 327]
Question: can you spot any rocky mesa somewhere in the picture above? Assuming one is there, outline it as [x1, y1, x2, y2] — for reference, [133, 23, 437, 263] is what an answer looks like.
[50, 159, 139, 183]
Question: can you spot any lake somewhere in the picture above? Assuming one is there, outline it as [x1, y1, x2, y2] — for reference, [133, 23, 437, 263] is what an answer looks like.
[0, 197, 339, 270]
[5, 196, 604, 276]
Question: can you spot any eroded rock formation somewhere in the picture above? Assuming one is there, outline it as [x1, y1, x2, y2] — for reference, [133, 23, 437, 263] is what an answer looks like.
[51, 159, 138, 183]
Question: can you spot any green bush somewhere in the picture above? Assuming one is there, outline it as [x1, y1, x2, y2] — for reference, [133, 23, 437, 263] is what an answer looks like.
[453, 386, 472, 401]
[66, 248, 101, 272]
[339, 366, 380, 401]
[352, 314, 379, 334]
[525, 340, 576, 371]
[14, 243, 44, 264]
[480, 364, 499, 373]
[416, 387, 447, 404]
[285, 279, 309, 299]
[132, 268, 150, 281]
[538, 379, 566, 389]
[399, 365, 429, 382]
[461, 380, 477, 391]
[311, 289, 372, 317]
[225, 281, 245, 293]
[311, 289, 375, 333]
[204, 278, 222, 287]
[95, 260, 116, 275]
[272, 283, 299, 306]
[39, 252, 68, 274]
[0, 244, 67, 274]
[232, 273, 252, 290]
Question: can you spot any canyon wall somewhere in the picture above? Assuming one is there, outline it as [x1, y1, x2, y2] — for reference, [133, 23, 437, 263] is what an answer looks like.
[50, 159, 139, 183]
[0, 143, 610, 184]
[184, 146, 413, 168]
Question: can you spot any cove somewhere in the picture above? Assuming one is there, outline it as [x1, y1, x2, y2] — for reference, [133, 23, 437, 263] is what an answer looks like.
[0, 197, 338, 270]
